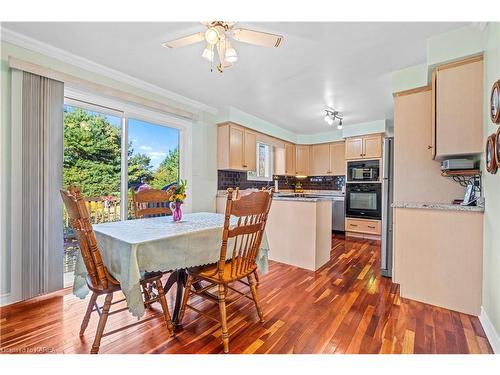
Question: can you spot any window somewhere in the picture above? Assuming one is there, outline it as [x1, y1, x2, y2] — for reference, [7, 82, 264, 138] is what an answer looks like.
[248, 142, 273, 181]
[62, 98, 181, 284]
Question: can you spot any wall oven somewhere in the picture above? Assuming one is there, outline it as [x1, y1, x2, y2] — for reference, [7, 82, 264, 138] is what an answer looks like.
[346, 183, 381, 219]
[347, 160, 380, 182]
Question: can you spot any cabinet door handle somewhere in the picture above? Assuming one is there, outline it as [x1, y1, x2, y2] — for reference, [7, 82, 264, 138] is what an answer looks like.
[350, 224, 358, 227]
[243, 164, 248, 168]
[427, 145, 432, 150]
[368, 225, 375, 229]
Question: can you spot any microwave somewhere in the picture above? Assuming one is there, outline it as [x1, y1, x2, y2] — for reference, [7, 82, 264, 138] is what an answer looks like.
[347, 160, 380, 182]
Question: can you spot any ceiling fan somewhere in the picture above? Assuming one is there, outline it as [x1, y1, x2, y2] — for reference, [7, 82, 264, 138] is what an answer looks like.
[162, 21, 284, 73]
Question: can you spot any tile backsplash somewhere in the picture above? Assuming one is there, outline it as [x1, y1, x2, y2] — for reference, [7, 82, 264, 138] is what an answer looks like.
[218, 170, 345, 191]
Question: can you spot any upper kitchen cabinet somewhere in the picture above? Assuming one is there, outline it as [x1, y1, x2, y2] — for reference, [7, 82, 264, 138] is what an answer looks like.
[345, 134, 382, 160]
[393, 86, 463, 203]
[433, 55, 483, 159]
[310, 143, 330, 175]
[217, 122, 257, 171]
[310, 141, 346, 176]
[295, 145, 310, 176]
[330, 141, 346, 175]
[284, 143, 296, 176]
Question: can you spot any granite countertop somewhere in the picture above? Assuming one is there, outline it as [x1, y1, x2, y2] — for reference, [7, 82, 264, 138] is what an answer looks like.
[216, 189, 344, 197]
[273, 196, 334, 202]
[392, 201, 485, 212]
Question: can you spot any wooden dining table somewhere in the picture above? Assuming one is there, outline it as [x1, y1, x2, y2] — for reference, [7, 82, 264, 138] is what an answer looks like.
[72, 212, 269, 324]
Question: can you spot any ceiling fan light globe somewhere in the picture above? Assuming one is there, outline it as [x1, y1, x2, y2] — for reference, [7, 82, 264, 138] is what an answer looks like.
[202, 46, 214, 62]
[205, 28, 220, 45]
[326, 117, 334, 126]
[225, 47, 238, 63]
[324, 114, 330, 123]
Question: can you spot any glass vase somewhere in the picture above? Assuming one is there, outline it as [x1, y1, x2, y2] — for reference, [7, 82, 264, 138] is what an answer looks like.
[170, 201, 183, 222]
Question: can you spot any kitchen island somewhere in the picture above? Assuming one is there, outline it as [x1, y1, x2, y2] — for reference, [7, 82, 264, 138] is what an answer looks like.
[265, 195, 332, 271]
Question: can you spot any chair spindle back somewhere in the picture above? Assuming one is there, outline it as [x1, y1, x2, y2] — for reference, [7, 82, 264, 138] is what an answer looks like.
[219, 188, 273, 281]
[131, 188, 172, 218]
[60, 186, 117, 290]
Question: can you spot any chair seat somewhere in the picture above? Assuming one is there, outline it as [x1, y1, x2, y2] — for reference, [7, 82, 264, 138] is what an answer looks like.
[86, 275, 121, 294]
[189, 261, 257, 283]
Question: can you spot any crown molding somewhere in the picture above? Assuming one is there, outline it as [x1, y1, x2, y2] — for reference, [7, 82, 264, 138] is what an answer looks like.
[0, 27, 218, 115]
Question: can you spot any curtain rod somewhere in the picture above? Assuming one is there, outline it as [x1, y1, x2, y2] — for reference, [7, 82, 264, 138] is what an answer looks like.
[8, 56, 198, 121]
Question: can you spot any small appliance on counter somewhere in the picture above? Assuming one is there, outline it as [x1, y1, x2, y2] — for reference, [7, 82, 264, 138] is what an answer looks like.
[441, 158, 475, 170]
[294, 181, 304, 193]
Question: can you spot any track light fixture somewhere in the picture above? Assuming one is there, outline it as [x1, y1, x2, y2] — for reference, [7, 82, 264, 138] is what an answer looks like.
[324, 109, 343, 129]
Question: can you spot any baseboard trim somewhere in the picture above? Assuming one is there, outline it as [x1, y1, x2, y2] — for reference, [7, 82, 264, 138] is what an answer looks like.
[0, 292, 11, 307]
[479, 306, 500, 354]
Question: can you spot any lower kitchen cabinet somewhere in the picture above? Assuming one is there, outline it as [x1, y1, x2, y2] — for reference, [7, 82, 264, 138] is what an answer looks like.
[345, 218, 381, 237]
[393, 207, 483, 315]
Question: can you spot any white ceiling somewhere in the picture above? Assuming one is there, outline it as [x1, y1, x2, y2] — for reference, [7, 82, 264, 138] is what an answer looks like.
[3, 22, 468, 134]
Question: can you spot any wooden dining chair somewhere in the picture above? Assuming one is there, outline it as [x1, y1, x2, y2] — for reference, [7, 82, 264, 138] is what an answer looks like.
[60, 186, 174, 354]
[131, 188, 172, 219]
[178, 188, 273, 353]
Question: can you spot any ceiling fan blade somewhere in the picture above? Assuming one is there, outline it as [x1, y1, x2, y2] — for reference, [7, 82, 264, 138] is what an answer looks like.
[216, 41, 233, 69]
[231, 28, 283, 48]
[162, 32, 205, 48]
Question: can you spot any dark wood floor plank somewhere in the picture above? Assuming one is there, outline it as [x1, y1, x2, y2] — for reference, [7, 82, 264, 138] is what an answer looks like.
[0, 233, 493, 354]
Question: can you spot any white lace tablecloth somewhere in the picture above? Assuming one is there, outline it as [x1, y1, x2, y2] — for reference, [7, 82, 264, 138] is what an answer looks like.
[73, 212, 269, 318]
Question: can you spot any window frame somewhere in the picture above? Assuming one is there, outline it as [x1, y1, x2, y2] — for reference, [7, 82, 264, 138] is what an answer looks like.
[63, 87, 193, 216]
[247, 141, 274, 182]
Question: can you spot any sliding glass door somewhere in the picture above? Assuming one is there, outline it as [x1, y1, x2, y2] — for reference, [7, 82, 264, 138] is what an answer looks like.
[63, 104, 122, 281]
[62, 102, 180, 283]
[127, 118, 180, 218]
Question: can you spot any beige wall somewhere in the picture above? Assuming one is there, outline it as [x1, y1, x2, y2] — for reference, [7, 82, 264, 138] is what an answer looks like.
[481, 23, 500, 345]
[0, 41, 218, 300]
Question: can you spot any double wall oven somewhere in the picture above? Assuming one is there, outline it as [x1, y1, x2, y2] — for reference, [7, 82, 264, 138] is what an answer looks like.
[346, 183, 381, 219]
[345, 159, 382, 220]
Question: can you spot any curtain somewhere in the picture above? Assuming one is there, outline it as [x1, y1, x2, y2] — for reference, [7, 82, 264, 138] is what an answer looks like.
[21, 71, 64, 299]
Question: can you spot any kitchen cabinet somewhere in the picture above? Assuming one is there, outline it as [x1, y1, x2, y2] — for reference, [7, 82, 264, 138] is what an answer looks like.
[393, 86, 463, 203]
[345, 134, 382, 160]
[310, 141, 346, 176]
[310, 143, 330, 175]
[345, 137, 364, 159]
[284, 143, 296, 176]
[345, 218, 381, 236]
[433, 56, 483, 159]
[330, 142, 346, 175]
[217, 122, 257, 171]
[393, 207, 483, 315]
[295, 145, 310, 176]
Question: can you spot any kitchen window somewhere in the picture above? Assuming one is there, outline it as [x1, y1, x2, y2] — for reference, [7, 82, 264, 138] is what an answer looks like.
[248, 142, 273, 181]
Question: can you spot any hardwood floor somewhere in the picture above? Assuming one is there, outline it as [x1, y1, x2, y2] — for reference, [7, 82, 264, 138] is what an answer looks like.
[0, 234, 492, 354]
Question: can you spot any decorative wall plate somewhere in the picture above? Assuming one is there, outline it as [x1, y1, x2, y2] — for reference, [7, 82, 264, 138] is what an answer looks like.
[486, 133, 497, 174]
[496, 127, 500, 168]
[491, 80, 500, 123]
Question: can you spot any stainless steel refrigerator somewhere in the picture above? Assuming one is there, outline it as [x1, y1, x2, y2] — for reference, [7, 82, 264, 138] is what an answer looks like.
[381, 137, 394, 277]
